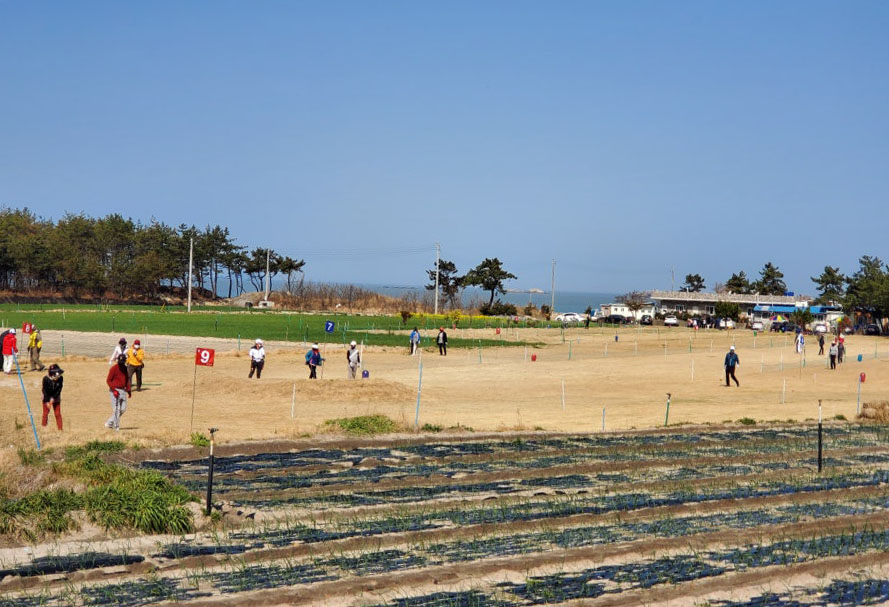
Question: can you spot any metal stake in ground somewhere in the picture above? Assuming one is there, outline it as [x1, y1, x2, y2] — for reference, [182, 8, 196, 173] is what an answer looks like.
[817, 400, 823, 473]
[192, 348, 215, 433]
[664, 393, 671, 426]
[206, 427, 218, 516]
[414, 360, 424, 430]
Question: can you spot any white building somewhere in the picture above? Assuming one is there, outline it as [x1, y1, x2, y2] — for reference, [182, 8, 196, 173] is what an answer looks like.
[600, 301, 657, 321]
[649, 290, 811, 318]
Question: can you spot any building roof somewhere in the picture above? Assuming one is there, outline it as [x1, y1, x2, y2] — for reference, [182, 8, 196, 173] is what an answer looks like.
[649, 290, 810, 305]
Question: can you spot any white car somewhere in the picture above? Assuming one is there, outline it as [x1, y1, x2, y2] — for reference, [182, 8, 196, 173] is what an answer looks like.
[719, 318, 735, 329]
[749, 321, 764, 331]
[555, 312, 585, 323]
[663, 315, 679, 327]
[813, 323, 828, 334]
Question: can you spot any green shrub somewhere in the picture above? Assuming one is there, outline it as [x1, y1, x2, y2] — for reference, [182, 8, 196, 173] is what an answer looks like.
[834, 414, 847, 421]
[190, 432, 210, 447]
[323, 415, 401, 436]
[17, 448, 45, 466]
[421, 423, 443, 433]
[738, 417, 757, 425]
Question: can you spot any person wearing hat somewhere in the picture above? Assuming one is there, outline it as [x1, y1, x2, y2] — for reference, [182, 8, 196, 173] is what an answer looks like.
[109, 337, 127, 365]
[346, 341, 361, 379]
[724, 345, 740, 387]
[248, 338, 266, 378]
[41, 364, 64, 430]
[436, 327, 448, 356]
[27, 326, 46, 372]
[126, 339, 146, 391]
[2, 329, 17, 375]
[105, 353, 131, 431]
[305, 344, 322, 379]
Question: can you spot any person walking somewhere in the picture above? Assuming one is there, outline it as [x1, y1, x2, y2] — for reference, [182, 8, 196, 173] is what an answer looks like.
[248, 339, 265, 378]
[41, 364, 64, 431]
[838, 334, 846, 364]
[28, 327, 46, 371]
[795, 331, 804, 354]
[109, 337, 127, 365]
[409, 327, 420, 356]
[347, 341, 360, 379]
[829, 340, 838, 370]
[437, 327, 448, 356]
[105, 354, 131, 431]
[2, 329, 17, 375]
[724, 345, 740, 387]
[126, 339, 145, 390]
[306, 344, 322, 379]
[818, 333, 825, 356]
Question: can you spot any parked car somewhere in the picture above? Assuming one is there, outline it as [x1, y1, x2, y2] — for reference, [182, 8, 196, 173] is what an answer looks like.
[718, 318, 735, 329]
[812, 323, 828, 334]
[555, 312, 585, 323]
[640, 314, 653, 326]
[771, 322, 801, 333]
[749, 321, 764, 331]
[663, 315, 679, 327]
[864, 324, 882, 336]
[603, 314, 629, 324]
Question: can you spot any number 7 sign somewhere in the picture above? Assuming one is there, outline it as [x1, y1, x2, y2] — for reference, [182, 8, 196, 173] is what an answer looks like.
[195, 348, 215, 366]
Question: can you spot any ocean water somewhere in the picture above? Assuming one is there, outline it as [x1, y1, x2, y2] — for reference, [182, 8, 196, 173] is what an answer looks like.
[218, 277, 616, 314]
[363, 284, 616, 314]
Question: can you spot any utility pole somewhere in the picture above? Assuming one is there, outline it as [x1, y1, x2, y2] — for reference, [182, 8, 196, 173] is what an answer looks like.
[551, 259, 556, 313]
[264, 248, 271, 301]
[187, 237, 193, 313]
[671, 266, 675, 292]
[433, 243, 440, 315]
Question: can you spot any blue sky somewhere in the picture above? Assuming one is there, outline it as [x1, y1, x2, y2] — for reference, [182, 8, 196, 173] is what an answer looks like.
[2, 2, 887, 295]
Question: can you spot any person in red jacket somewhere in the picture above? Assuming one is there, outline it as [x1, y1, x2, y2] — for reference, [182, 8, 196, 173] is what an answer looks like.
[2, 329, 17, 375]
[105, 354, 131, 431]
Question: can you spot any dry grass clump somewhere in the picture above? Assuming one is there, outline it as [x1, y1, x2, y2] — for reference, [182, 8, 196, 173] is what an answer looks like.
[858, 401, 889, 423]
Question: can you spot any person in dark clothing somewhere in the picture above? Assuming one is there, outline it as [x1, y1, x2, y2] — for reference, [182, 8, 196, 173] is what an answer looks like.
[724, 345, 740, 387]
[818, 333, 825, 356]
[829, 340, 838, 369]
[41, 364, 64, 430]
[437, 328, 448, 356]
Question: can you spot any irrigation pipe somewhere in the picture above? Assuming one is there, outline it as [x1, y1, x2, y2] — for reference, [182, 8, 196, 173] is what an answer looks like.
[14, 355, 40, 449]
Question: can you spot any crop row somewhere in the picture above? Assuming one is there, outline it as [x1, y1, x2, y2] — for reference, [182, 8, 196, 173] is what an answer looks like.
[9, 523, 889, 607]
[6, 486, 888, 590]
[142, 425, 889, 479]
[204, 454, 889, 510]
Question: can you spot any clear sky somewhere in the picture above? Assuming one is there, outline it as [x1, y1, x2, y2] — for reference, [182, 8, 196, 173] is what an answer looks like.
[2, 1, 887, 295]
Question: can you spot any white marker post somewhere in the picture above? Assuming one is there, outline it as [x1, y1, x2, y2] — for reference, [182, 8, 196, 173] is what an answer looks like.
[290, 383, 296, 419]
[191, 348, 215, 433]
[781, 379, 786, 404]
[561, 380, 566, 410]
[414, 361, 424, 431]
[601, 407, 606, 432]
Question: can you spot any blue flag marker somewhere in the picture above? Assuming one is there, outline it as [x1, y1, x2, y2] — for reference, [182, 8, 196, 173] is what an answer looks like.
[325, 321, 335, 333]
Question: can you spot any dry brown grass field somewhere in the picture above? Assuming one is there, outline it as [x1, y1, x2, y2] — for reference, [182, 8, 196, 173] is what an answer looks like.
[1, 326, 886, 449]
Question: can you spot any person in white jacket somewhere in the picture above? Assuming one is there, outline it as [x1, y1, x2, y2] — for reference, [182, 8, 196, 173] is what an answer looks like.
[347, 341, 361, 379]
[248, 339, 265, 379]
[109, 337, 127, 365]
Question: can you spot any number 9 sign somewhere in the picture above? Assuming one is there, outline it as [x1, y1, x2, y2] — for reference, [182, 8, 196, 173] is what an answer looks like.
[195, 348, 215, 366]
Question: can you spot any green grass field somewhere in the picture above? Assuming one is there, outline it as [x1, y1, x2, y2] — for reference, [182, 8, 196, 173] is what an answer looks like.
[0, 306, 539, 348]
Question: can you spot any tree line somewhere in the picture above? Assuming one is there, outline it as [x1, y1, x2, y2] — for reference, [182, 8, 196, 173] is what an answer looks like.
[679, 257, 889, 319]
[427, 257, 518, 315]
[0, 208, 305, 299]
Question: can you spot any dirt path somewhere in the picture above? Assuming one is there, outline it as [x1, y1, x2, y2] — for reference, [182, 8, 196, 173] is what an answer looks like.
[1, 327, 886, 449]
